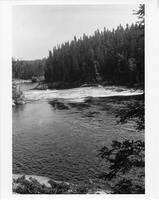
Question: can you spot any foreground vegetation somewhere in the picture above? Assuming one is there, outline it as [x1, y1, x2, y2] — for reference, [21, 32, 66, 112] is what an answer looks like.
[13, 175, 112, 194]
[98, 94, 144, 194]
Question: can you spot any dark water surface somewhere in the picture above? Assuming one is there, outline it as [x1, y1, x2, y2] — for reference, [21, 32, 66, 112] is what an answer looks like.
[13, 87, 143, 184]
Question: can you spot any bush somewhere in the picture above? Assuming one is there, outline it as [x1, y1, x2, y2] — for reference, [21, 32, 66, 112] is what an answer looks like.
[98, 94, 145, 194]
[48, 180, 70, 194]
[12, 83, 25, 105]
[13, 176, 89, 194]
[32, 76, 39, 83]
[13, 176, 50, 194]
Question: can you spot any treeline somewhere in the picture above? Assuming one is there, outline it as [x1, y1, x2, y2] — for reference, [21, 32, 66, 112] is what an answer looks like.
[12, 5, 144, 88]
[12, 59, 46, 80]
[45, 23, 144, 87]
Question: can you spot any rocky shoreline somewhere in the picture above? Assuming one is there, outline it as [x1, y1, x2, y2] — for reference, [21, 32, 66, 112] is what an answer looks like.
[12, 83, 25, 106]
[13, 174, 113, 194]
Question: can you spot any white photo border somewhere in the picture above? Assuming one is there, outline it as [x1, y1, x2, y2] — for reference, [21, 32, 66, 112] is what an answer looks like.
[0, 0, 159, 199]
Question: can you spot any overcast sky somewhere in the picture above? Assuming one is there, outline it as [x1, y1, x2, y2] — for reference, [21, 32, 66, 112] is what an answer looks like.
[12, 5, 139, 60]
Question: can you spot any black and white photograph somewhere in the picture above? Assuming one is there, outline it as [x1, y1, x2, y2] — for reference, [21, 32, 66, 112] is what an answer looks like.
[0, 0, 159, 198]
[12, 4, 145, 194]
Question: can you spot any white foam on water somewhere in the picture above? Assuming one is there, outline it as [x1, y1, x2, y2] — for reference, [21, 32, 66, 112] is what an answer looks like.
[24, 86, 143, 103]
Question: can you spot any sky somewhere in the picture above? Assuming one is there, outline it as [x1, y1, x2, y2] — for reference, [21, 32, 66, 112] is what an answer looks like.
[12, 5, 139, 60]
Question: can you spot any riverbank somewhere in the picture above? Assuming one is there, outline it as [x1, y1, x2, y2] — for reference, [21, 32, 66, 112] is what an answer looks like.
[13, 79, 32, 84]
[12, 83, 25, 106]
[34, 80, 144, 91]
[13, 174, 113, 194]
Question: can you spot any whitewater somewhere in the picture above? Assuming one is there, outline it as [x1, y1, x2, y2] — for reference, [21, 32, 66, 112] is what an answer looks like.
[24, 85, 143, 103]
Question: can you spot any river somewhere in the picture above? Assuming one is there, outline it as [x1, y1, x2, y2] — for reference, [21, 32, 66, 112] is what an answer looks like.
[13, 85, 143, 184]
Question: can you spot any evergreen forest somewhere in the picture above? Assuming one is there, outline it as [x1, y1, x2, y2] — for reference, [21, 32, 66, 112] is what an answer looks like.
[45, 25, 144, 87]
[13, 5, 144, 88]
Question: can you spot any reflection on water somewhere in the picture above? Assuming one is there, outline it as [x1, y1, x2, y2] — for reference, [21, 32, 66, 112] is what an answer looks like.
[13, 86, 143, 184]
